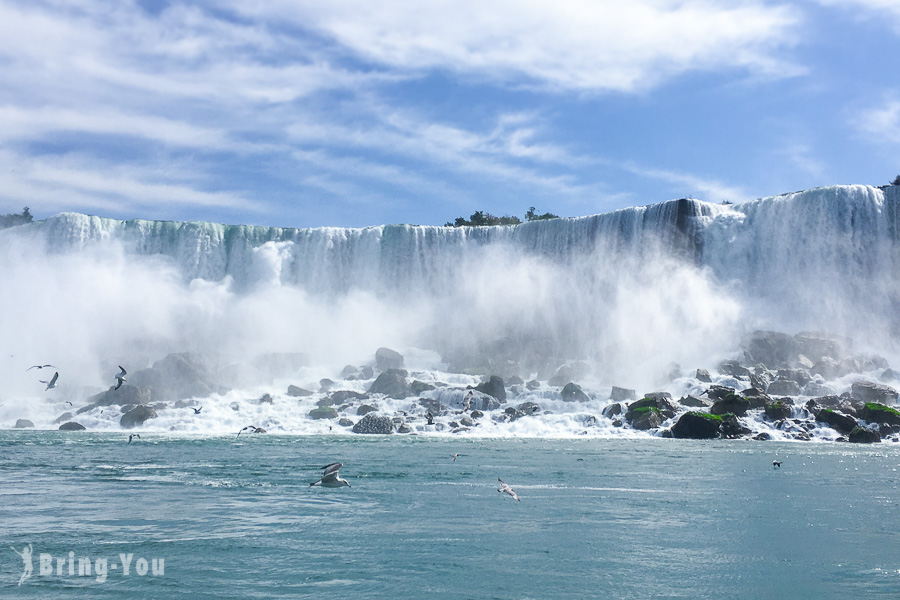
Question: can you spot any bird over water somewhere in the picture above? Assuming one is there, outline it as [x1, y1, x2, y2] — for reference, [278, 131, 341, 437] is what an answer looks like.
[310, 462, 351, 488]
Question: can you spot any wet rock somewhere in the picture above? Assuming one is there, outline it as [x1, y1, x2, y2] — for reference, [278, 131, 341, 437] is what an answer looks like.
[230, 402, 240, 411]
[764, 399, 792, 421]
[352, 414, 395, 434]
[602, 403, 623, 418]
[881, 369, 897, 382]
[625, 407, 662, 430]
[815, 409, 858, 434]
[851, 381, 899, 405]
[526, 379, 541, 390]
[695, 368, 712, 383]
[802, 382, 834, 396]
[474, 375, 506, 402]
[257, 393, 274, 404]
[128, 353, 226, 402]
[367, 369, 411, 399]
[560, 382, 590, 402]
[287, 385, 313, 397]
[811, 357, 842, 379]
[340, 365, 359, 379]
[58, 421, 86, 431]
[375, 347, 404, 371]
[753, 432, 774, 441]
[609, 386, 637, 402]
[357, 404, 377, 416]
[308, 407, 338, 420]
[848, 426, 881, 443]
[629, 396, 678, 418]
[548, 361, 591, 386]
[503, 407, 525, 421]
[795, 332, 845, 363]
[397, 424, 413, 434]
[859, 402, 900, 427]
[319, 379, 335, 392]
[338, 418, 354, 427]
[720, 413, 751, 438]
[459, 416, 474, 427]
[470, 410, 484, 419]
[508, 375, 525, 386]
[410, 381, 436, 395]
[321, 390, 369, 406]
[766, 380, 801, 396]
[719, 360, 751, 378]
[14, 419, 34, 428]
[710, 393, 751, 417]
[671, 412, 721, 439]
[86, 384, 152, 408]
[704, 385, 735, 401]
[471, 393, 501, 412]
[516, 402, 541, 415]
[53, 412, 73, 424]
[744, 330, 798, 368]
[679, 395, 711, 408]
[120, 404, 157, 429]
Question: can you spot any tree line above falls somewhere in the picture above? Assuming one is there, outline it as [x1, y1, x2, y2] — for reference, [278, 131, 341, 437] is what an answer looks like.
[445, 206, 559, 227]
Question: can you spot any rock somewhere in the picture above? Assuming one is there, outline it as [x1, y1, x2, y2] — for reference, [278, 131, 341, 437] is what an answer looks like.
[744, 330, 798, 368]
[516, 402, 541, 415]
[120, 405, 157, 428]
[602, 403, 623, 418]
[357, 404, 378, 416]
[609, 386, 636, 402]
[340, 365, 359, 379]
[367, 369, 411, 399]
[338, 418, 354, 427]
[375, 347, 404, 371]
[710, 394, 751, 417]
[459, 416, 474, 427]
[719, 360, 751, 378]
[352, 414, 395, 434]
[319, 378, 335, 392]
[671, 412, 721, 439]
[53, 412, 73, 424]
[628, 396, 677, 418]
[470, 409, 484, 419]
[560, 382, 590, 402]
[321, 390, 369, 406]
[859, 402, 900, 426]
[548, 361, 591, 386]
[811, 357, 842, 379]
[881, 369, 897, 382]
[474, 376, 506, 402]
[695, 368, 712, 383]
[851, 381, 899, 405]
[704, 385, 735, 401]
[286, 385, 313, 397]
[257, 393, 274, 404]
[795, 332, 845, 363]
[58, 421, 86, 431]
[815, 409, 858, 434]
[764, 399, 792, 421]
[86, 384, 152, 408]
[753, 432, 774, 440]
[410, 381, 435, 395]
[507, 375, 525, 385]
[418, 398, 447, 415]
[840, 358, 861, 375]
[308, 407, 338, 420]
[679, 395, 711, 408]
[766, 380, 801, 396]
[128, 353, 226, 402]
[230, 402, 240, 411]
[720, 413, 751, 438]
[848, 426, 881, 443]
[397, 424, 413, 434]
[624, 407, 662, 430]
[14, 419, 34, 428]
[802, 382, 834, 396]
[796, 354, 814, 369]
[526, 379, 541, 390]
[360, 366, 375, 379]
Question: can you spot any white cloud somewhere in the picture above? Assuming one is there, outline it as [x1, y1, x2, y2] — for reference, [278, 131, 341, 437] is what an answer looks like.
[228, 0, 804, 92]
[856, 98, 900, 143]
[815, 0, 900, 27]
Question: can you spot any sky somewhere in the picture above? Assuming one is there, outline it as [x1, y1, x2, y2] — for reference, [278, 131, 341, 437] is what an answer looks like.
[0, 0, 899, 229]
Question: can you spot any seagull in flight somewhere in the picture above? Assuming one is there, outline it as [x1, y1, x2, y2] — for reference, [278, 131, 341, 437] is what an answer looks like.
[497, 478, 520, 501]
[309, 462, 351, 488]
[462, 390, 473, 412]
[39, 372, 59, 391]
[773, 460, 782, 468]
[128, 434, 140, 444]
[192, 407, 202, 414]
[236, 425, 264, 437]
[114, 366, 127, 390]
[27, 364, 56, 371]
[451, 453, 466, 461]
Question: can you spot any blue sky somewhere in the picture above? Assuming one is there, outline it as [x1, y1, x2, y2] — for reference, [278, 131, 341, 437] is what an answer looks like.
[1, 0, 899, 228]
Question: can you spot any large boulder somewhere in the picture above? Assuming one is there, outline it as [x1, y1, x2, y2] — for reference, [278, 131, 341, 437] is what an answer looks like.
[744, 331, 798, 368]
[86, 384, 151, 408]
[352, 414, 395, 434]
[308, 407, 338, 420]
[609, 386, 637, 402]
[766, 380, 801, 396]
[375, 347, 404, 371]
[119, 404, 158, 429]
[474, 376, 506, 403]
[859, 402, 900, 427]
[548, 361, 591, 386]
[128, 353, 226, 402]
[560, 382, 590, 402]
[625, 407, 662, 430]
[14, 419, 34, 428]
[628, 395, 678, 418]
[848, 426, 881, 443]
[763, 399, 792, 421]
[367, 369, 411, 399]
[58, 421, 86, 431]
[816, 409, 858, 434]
[671, 412, 721, 439]
[319, 390, 369, 406]
[710, 394, 751, 417]
[851, 381, 899, 405]
[286, 385, 313, 397]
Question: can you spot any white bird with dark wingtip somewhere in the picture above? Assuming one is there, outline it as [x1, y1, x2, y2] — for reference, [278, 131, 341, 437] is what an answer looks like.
[310, 462, 351, 488]
[27, 364, 56, 371]
[114, 366, 127, 390]
[497, 478, 520, 501]
[39, 372, 59, 391]
[128, 434, 140, 444]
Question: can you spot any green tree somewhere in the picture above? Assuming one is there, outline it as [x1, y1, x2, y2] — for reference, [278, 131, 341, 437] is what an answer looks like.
[891, 175, 900, 186]
[525, 206, 559, 221]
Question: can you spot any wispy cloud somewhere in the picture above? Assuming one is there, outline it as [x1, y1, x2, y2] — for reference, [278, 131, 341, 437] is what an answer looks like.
[815, 0, 900, 30]
[855, 97, 900, 143]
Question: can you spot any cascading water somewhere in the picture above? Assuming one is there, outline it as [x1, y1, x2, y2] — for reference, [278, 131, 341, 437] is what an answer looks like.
[2, 184, 898, 437]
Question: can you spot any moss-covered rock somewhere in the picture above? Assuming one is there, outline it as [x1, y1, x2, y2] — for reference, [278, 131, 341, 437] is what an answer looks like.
[671, 411, 721, 439]
[711, 394, 751, 417]
[859, 402, 900, 426]
[848, 426, 881, 443]
[308, 407, 338, 420]
[816, 408, 858, 434]
[625, 406, 662, 430]
[764, 399, 792, 421]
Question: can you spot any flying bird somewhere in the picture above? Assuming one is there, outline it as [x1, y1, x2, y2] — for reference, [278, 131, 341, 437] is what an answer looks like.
[497, 478, 520, 501]
[192, 407, 202, 414]
[236, 425, 262, 437]
[451, 453, 466, 461]
[462, 390, 473, 412]
[27, 364, 56, 371]
[114, 366, 127, 390]
[773, 460, 782, 468]
[39, 372, 59, 391]
[128, 434, 140, 444]
[309, 462, 351, 488]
